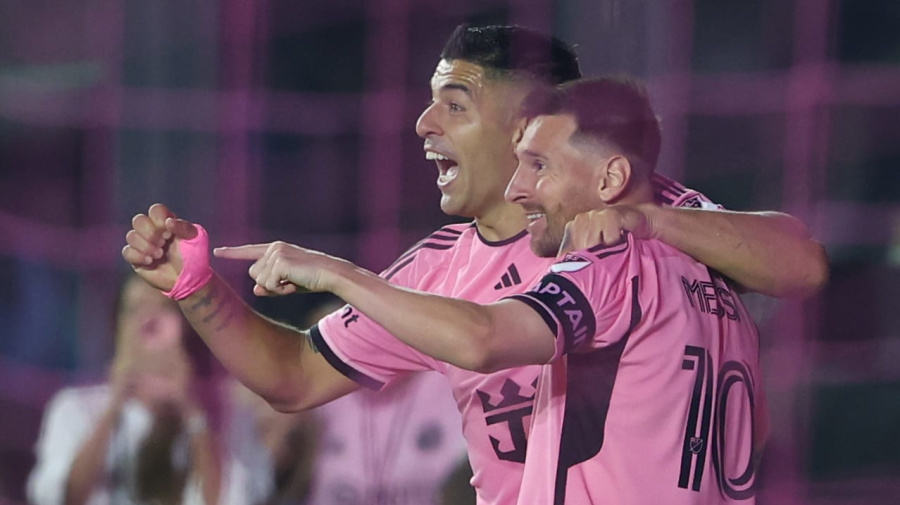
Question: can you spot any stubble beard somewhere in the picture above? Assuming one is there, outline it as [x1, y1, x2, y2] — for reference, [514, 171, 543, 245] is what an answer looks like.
[530, 216, 567, 258]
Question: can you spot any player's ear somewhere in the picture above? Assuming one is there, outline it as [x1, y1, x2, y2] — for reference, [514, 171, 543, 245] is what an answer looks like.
[597, 155, 632, 203]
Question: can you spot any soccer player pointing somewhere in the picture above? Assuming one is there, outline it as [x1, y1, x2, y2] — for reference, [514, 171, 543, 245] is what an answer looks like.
[217, 78, 765, 504]
[123, 25, 821, 504]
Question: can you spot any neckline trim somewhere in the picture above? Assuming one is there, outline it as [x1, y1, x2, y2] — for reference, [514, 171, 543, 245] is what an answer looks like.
[472, 222, 529, 247]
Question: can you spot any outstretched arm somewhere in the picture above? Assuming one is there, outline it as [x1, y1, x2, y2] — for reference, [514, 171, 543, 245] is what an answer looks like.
[215, 242, 554, 373]
[560, 204, 828, 298]
[176, 276, 356, 411]
[122, 204, 358, 411]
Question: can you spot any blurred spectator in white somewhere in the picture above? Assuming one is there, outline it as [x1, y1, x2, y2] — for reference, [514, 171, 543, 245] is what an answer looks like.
[27, 275, 223, 505]
[223, 379, 318, 505]
[225, 297, 469, 505]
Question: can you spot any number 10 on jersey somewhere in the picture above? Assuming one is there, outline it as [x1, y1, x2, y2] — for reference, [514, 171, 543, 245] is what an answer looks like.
[679, 345, 758, 500]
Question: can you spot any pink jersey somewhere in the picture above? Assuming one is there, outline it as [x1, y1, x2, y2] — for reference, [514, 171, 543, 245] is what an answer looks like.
[315, 224, 553, 505]
[313, 174, 718, 505]
[508, 234, 762, 504]
[308, 372, 467, 505]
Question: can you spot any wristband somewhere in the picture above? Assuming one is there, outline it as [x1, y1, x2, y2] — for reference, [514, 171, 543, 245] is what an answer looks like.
[163, 224, 214, 300]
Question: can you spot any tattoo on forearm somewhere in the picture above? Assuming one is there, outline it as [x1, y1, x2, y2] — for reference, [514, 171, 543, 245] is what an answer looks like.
[214, 302, 238, 332]
[202, 299, 224, 323]
[189, 283, 220, 312]
[185, 282, 238, 332]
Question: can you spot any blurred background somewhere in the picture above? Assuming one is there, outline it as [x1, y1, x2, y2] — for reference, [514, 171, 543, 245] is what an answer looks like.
[1, 0, 899, 503]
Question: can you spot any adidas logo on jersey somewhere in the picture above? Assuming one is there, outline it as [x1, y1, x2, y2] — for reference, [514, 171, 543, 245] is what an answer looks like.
[493, 263, 522, 290]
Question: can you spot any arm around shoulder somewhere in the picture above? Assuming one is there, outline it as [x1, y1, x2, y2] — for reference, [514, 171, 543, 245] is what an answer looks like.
[644, 205, 829, 298]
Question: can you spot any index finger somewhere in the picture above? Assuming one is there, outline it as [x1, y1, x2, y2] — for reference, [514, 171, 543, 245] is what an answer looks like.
[213, 244, 271, 261]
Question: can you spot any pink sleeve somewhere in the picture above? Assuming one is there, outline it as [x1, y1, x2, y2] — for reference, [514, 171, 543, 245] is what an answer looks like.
[652, 173, 724, 209]
[309, 247, 442, 390]
[313, 306, 439, 390]
[506, 237, 640, 362]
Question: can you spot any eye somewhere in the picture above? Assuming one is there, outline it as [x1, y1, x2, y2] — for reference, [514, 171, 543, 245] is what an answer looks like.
[449, 102, 464, 113]
[534, 161, 546, 172]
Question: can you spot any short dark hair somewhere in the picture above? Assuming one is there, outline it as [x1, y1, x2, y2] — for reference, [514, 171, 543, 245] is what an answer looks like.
[440, 24, 582, 85]
[520, 77, 662, 172]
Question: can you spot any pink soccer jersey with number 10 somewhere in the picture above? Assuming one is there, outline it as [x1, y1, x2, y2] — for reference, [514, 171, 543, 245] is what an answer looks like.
[313, 174, 723, 505]
[507, 233, 763, 505]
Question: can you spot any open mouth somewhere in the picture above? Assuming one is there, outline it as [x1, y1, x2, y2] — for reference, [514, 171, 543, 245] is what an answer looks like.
[426, 151, 459, 187]
[524, 210, 546, 232]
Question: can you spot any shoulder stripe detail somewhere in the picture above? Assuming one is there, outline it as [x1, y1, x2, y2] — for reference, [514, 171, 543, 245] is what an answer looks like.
[652, 175, 692, 205]
[593, 242, 630, 260]
[416, 242, 456, 252]
[384, 255, 416, 281]
[389, 230, 462, 269]
[656, 187, 683, 200]
[596, 248, 629, 260]
[437, 226, 465, 235]
[652, 173, 688, 195]
[587, 240, 629, 254]
[429, 233, 462, 241]
[383, 240, 456, 278]
[397, 241, 455, 260]
[310, 324, 384, 390]
[655, 193, 676, 205]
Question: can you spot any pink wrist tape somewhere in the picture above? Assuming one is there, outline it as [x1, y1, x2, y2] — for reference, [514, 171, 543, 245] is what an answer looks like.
[163, 224, 214, 300]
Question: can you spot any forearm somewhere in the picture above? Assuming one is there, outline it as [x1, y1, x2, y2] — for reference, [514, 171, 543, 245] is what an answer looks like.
[178, 275, 311, 410]
[217, 242, 552, 371]
[646, 205, 828, 298]
[64, 404, 120, 505]
[325, 264, 530, 372]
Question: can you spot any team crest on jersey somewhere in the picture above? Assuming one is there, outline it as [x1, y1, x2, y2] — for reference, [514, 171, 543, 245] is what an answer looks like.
[680, 194, 720, 210]
[680, 195, 705, 208]
[475, 378, 537, 463]
[551, 254, 591, 273]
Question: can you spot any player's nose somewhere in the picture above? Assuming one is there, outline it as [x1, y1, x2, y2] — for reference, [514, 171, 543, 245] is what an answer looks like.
[505, 165, 532, 204]
[416, 103, 442, 139]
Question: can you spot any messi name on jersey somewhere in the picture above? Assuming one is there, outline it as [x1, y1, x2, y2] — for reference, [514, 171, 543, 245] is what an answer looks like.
[680, 274, 741, 322]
